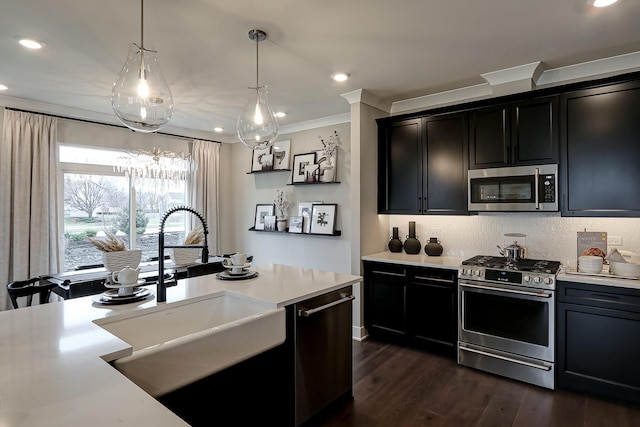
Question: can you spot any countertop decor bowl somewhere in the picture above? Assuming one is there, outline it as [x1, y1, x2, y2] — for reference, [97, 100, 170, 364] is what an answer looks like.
[609, 261, 640, 278]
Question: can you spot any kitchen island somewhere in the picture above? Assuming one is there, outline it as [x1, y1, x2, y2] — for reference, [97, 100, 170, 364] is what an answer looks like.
[0, 264, 362, 426]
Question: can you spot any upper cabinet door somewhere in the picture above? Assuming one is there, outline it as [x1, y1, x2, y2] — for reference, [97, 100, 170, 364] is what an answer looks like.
[511, 96, 559, 166]
[423, 113, 469, 215]
[561, 81, 640, 217]
[468, 105, 510, 169]
[377, 118, 423, 214]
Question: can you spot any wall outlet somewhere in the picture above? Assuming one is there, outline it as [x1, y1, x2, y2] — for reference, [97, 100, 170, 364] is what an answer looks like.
[609, 236, 623, 246]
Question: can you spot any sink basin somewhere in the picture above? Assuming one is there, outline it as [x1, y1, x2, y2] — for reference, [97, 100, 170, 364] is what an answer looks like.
[95, 293, 286, 397]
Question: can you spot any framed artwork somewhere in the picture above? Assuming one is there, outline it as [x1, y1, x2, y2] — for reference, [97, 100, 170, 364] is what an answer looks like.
[310, 203, 337, 235]
[251, 146, 271, 172]
[272, 140, 291, 170]
[292, 152, 316, 183]
[298, 201, 322, 233]
[288, 216, 303, 234]
[254, 204, 275, 230]
[314, 149, 337, 169]
[263, 215, 276, 232]
[261, 153, 274, 171]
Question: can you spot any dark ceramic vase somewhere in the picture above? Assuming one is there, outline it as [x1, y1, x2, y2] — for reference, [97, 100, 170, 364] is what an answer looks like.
[388, 227, 403, 253]
[425, 237, 443, 256]
[403, 221, 421, 254]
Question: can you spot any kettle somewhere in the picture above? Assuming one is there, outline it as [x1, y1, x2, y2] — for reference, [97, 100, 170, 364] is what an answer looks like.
[497, 241, 526, 261]
[112, 266, 141, 285]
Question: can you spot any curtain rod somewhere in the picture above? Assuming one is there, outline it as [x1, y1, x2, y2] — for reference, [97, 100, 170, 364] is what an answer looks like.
[5, 107, 222, 144]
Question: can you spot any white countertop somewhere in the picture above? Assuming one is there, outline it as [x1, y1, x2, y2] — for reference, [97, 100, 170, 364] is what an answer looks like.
[558, 269, 640, 290]
[361, 251, 463, 270]
[0, 264, 362, 426]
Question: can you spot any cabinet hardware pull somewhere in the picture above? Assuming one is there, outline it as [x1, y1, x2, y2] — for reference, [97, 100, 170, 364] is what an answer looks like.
[534, 167, 540, 210]
[298, 294, 355, 317]
[460, 346, 552, 371]
[590, 293, 620, 302]
[372, 270, 405, 277]
[461, 282, 552, 298]
[414, 276, 453, 284]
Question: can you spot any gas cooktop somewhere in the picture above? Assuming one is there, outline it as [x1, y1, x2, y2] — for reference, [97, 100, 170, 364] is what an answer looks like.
[462, 255, 561, 274]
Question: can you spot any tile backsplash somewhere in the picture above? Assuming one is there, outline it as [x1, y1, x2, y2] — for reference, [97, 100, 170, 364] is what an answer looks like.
[387, 213, 640, 267]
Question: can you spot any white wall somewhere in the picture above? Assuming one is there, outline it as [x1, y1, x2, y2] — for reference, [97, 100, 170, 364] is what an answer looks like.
[219, 122, 352, 273]
[385, 213, 640, 267]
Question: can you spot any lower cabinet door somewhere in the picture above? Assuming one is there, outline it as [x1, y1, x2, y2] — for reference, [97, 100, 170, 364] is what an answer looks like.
[557, 302, 640, 405]
[367, 273, 406, 340]
[406, 280, 456, 356]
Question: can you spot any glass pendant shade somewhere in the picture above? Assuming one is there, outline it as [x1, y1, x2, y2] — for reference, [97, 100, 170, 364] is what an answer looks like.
[112, 43, 173, 133]
[237, 85, 279, 150]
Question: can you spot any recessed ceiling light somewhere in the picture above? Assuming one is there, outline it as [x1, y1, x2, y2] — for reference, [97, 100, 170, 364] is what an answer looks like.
[592, 0, 618, 7]
[0, 84, 8, 91]
[331, 72, 350, 82]
[275, 112, 286, 118]
[14, 36, 44, 50]
[214, 127, 224, 133]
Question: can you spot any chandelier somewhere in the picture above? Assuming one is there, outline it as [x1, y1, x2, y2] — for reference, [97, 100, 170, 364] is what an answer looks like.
[115, 147, 192, 189]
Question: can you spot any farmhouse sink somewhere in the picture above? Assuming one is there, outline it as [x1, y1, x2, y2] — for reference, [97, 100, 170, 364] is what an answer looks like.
[94, 293, 286, 397]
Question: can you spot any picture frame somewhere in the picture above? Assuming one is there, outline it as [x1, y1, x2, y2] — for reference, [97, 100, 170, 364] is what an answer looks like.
[263, 215, 276, 232]
[315, 149, 338, 182]
[310, 203, 337, 235]
[251, 146, 271, 172]
[292, 152, 316, 183]
[305, 164, 320, 183]
[298, 201, 322, 233]
[254, 204, 275, 230]
[272, 140, 291, 170]
[261, 153, 274, 171]
[288, 216, 303, 234]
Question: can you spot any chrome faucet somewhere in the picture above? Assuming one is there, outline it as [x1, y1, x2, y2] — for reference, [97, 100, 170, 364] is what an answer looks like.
[157, 206, 209, 302]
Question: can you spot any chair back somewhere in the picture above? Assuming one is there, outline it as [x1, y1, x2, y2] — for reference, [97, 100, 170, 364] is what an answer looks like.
[7, 277, 56, 309]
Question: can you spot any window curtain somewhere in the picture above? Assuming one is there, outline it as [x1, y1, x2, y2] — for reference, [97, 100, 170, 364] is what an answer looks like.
[0, 109, 61, 310]
[190, 140, 220, 255]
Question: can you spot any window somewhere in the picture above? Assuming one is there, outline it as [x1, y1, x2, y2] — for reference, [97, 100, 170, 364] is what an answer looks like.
[60, 145, 189, 272]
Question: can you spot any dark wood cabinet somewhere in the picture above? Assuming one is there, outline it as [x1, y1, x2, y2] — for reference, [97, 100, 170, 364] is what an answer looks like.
[363, 261, 457, 357]
[560, 81, 640, 217]
[469, 96, 558, 169]
[557, 280, 640, 406]
[377, 118, 423, 214]
[378, 113, 468, 215]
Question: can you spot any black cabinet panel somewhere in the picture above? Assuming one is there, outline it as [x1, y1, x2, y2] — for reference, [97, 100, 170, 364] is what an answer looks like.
[557, 281, 640, 406]
[512, 97, 558, 165]
[378, 118, 422, 214]
[469, 106, 509, 168]
[363, 261, 457, 357]
[561, 81, 640, 216]
[424, 114, 469, 214]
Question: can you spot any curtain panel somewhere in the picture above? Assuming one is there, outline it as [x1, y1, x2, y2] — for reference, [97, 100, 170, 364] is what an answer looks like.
[190, 140, 220, 255]
[0, 110, 61, 310]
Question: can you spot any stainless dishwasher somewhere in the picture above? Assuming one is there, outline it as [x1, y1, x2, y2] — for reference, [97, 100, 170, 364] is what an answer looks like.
[294, 287, 355, 426]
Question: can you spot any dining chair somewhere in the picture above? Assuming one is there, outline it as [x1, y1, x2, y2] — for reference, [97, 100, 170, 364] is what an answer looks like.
[7, 276, 57, 309]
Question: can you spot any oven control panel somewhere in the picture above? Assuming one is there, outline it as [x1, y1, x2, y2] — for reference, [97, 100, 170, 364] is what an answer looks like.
[458, 267, 556, 289]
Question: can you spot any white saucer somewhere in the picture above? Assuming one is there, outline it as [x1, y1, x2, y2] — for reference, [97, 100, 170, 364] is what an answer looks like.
[104, 279, 146, 289]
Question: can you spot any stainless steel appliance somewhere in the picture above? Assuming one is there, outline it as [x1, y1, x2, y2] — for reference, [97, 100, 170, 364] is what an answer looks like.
[458, 255, 561, 389]
[468, 164, 558, 212]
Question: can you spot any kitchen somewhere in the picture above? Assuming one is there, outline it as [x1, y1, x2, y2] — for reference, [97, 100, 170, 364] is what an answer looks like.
[3, 0, 640, 426]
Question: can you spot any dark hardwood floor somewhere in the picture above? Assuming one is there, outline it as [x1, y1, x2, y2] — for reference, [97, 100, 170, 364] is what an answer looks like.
[308, 339, 640, 427]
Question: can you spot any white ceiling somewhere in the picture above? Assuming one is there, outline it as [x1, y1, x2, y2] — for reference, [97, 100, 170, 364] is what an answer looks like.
[1, 0, 640, 140]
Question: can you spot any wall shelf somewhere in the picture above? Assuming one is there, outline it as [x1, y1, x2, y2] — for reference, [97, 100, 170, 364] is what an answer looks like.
[246, 169, 291, 175]
[248, 227, 341, 237]
[287, 181, 341, 186]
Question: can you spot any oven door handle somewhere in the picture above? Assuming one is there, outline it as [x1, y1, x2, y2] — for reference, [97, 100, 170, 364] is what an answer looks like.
[461, 282, 552, 298]
[460, 346, 552, 371]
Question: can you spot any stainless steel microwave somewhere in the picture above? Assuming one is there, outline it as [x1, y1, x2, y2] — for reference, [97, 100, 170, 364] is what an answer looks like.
[468, 164, 558, 212]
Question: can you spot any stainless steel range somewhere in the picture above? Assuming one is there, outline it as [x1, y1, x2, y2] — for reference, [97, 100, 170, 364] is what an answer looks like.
[457, 255, 561, 389]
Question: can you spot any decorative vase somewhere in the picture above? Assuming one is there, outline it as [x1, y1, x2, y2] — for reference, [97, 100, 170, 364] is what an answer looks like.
[388, 227, 403, 253]
[169, 247, 202, 266]
[277, 218, 288, 232]
[321, 166, 335, 183]
[102, 249, 142, 273]
[425, 237, 443, 256]
[403, 221, 421, 254]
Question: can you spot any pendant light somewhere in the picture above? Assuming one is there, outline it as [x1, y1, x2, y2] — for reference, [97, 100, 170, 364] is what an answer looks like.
[237, 29, 279, 150]
[111, 0, 173, 133]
